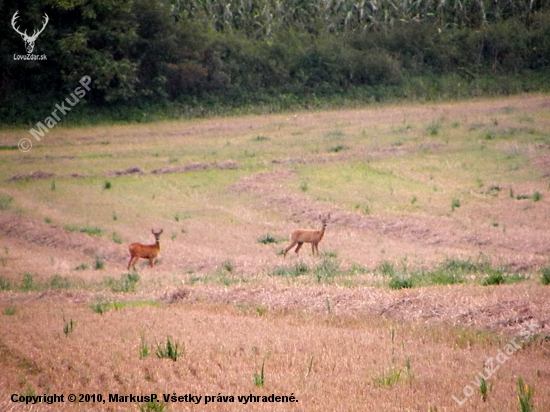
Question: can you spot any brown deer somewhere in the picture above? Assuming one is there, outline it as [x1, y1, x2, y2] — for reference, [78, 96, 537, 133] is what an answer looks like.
[283, 214, 330, 257]
[128, 229, 163, 270]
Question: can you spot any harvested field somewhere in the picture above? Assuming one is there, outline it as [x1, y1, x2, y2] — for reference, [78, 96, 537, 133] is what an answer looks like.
[0, 95, 549, 411]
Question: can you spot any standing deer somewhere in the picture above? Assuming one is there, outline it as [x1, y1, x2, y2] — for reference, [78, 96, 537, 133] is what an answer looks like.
[128, 229, 163, 270]
[283, 214, 330, 257]
[11, 11, 49, 54]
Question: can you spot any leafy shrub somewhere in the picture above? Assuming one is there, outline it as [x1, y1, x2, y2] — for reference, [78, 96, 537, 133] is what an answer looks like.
[389, 276, 413, 290]
[314, 258, 341, 283]
[0, 195, 13, 210]
[156, 337, 183, 361]
[22, 273, 37, 291]
[258, 233, 278, 244]
[376, 261, 395, 277]
[451, 198, 461, 211]
[4, 306, 16, 316]
[0, 276, 11, 291]
[329, 145, 346, 153]
[254, 359, 266, 388]
[107, 273, 139, 292]
[65, 225, 104, 236]
[271, 262, 309, 278]
[94, 257, 105, 270]
[410, 270, 464, 286]
[90, 300, 111, 315]
[482, 272, 505, 286]
[49, 275, 70, 289]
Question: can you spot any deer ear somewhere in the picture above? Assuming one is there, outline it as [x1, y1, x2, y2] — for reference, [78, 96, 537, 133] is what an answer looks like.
[151, 229, 155, 234]
[159, 229, 163, 234]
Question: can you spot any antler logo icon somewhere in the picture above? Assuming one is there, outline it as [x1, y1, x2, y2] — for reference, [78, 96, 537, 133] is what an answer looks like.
[11, 11, 49, 54]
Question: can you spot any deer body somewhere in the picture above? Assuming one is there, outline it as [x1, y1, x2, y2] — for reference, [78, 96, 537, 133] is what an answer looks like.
[284, 214, 330, 257]
[128, 229, 163, 270]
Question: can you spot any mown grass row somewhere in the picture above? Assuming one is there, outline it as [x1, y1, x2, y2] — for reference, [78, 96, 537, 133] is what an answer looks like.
[1, 257, 549, 295]
[0, 272, 139, 294]
[268, 255, 544, 288]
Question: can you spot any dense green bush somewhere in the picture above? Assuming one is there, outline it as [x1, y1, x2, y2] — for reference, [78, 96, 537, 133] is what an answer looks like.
[1, 0, 549, 125]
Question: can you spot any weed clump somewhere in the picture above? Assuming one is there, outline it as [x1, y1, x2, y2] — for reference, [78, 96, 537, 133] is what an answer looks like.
[49, 275, 70, 289]
[94, 256, 105, 270]
[0, 276, 11, 290]
[482, 272, 505, 285]
[156, 337, 183, 361]
[257, 233, 278, 244]
[388, 276, 412, 290]
[90, 299, 111, 315]
[107, 273, 139, 292]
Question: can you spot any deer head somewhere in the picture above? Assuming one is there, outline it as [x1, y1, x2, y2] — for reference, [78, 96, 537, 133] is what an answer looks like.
[319, 213, 330, 228]
[152, 229, 163, 241]
[11, 11, 49, 54]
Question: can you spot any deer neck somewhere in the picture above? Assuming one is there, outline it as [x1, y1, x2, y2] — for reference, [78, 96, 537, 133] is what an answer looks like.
[156, 239, 161, 251]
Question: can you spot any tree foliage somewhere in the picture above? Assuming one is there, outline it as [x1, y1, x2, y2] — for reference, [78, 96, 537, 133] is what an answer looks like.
[1, 0, 549, 124]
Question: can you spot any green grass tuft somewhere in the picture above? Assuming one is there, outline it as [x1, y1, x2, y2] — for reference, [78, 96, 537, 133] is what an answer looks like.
[156, 337, 183, 361]
[64, 225, 104, 237]
[0, 195, 13, 210]
[107, 273, 139, 292]
[257, 233, 278, 244]
[388, 276, 412, 290]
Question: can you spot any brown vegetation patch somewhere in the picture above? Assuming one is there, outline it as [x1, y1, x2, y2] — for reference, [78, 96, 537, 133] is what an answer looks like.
[159, 287, 191, 304]
[270, 157, 306, 165]
[151, 160, 238, 174]
[8, 170, 55, 181]
[169, 282, 550, 336]
[104, 167, 145, 177]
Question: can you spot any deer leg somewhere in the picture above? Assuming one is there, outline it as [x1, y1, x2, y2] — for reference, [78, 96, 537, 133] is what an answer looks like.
[129, 255, 137, 270]
[295, 242, 303, 255]
[314, 243, 319, 255]
[311, 243, 316, 255]
[284, 241, 297, 257]
[149, 257, 154, 267]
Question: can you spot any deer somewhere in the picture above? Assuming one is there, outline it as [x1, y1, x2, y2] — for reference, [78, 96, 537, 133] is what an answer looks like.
[128, 229, 163, 270]
[11, 11, 49, 54]
[283, 214, 330, 257]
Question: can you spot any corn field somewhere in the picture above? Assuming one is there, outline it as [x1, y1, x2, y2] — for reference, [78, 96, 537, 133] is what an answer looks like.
[175, 0, 550, 36]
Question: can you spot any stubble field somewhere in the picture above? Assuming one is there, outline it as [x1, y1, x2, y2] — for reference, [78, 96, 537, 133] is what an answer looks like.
[0, 94, 550, 411]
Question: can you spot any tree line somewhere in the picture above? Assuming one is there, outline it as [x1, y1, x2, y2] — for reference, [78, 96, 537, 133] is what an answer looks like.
[1, 0, 549, 125]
